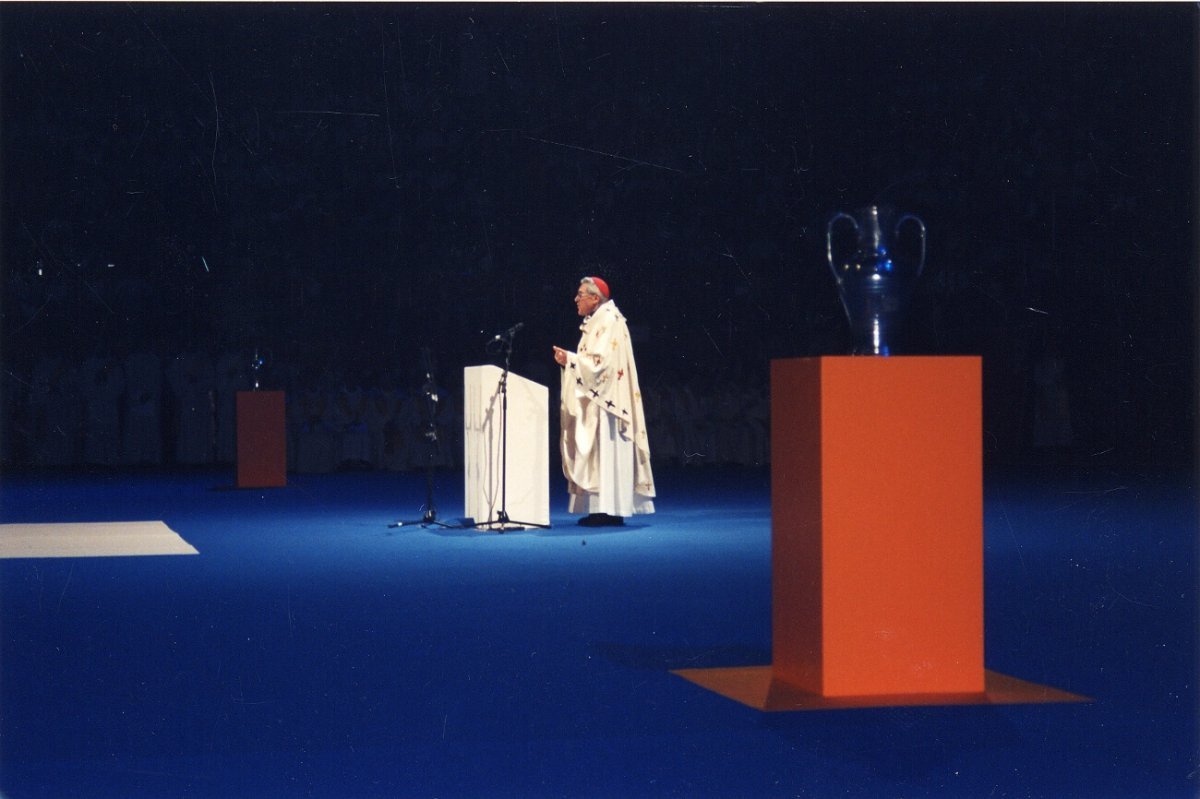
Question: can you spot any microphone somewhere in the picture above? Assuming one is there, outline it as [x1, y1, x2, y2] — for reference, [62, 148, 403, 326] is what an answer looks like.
[493, 322, 525, 340]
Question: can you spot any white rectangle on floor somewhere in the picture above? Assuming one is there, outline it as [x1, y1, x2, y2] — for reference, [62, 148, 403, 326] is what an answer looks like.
[0, 521, 199, 559]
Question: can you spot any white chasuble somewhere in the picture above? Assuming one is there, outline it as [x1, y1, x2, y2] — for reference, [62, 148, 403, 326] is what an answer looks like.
[559, 301, 655, 515]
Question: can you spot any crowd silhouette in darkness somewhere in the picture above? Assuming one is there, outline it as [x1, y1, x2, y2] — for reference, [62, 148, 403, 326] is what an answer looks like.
[2, 4, 1194, 471]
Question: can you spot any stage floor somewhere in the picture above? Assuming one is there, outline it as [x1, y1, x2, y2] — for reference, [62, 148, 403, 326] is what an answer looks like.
[0, 464, 1194, 797]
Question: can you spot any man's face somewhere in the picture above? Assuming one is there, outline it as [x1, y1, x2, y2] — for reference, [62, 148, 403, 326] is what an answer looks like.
[575, 286, 602, 317]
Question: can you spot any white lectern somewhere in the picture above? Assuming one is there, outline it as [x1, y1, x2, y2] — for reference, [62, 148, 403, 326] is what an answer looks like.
[463, 365, 550, 529]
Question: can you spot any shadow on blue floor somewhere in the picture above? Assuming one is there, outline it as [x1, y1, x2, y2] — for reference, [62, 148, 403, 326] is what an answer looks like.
[0, 464, 1195, 798]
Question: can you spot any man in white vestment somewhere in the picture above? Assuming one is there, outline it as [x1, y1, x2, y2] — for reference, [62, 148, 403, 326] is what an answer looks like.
[553, 276, 655, 526]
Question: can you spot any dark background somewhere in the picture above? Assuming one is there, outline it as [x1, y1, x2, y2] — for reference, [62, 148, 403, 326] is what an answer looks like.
[2, 2, 1196, 467]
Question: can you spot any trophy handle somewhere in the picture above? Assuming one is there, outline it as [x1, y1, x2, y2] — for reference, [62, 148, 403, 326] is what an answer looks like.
[896, 214, 927, 278]
[826, 212, 859, 281]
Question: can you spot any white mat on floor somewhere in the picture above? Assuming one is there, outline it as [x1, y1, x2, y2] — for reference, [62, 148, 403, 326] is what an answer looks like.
[0, 521, 199, 559]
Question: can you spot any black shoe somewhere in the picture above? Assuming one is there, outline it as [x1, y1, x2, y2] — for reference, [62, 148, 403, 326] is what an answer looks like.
[578, 514, 603, 527]
[579, 513, 624, 527]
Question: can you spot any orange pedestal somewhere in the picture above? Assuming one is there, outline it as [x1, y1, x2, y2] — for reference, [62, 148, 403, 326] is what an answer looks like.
[674, 357, 1087, 710]
[236, 391, 287, 488]
[773, 356, 983, 696]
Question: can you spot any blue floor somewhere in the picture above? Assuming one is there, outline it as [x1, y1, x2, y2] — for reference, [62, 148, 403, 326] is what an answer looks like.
[0, 465, 1195, 798]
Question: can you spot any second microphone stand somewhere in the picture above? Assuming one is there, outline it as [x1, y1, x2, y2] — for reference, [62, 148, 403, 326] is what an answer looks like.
[476, 327, 550, 532]
[390, 348, 463, 529]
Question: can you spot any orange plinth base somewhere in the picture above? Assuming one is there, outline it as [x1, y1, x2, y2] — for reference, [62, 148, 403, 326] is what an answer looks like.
[236, 391, 287, 489]
[673, 666, 1089, 711]
[674, 357, 1088, 710]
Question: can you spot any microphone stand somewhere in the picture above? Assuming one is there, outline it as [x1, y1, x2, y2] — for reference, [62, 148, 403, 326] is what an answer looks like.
[476, 326, 550, 532]
[389, 348, 464, 529]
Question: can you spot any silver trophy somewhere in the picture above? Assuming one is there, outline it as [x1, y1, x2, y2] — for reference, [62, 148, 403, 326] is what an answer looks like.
[826, 205, 927, 356]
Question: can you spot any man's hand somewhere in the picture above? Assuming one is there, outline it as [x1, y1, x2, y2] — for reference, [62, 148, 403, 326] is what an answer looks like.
[552, 346, 569, 367]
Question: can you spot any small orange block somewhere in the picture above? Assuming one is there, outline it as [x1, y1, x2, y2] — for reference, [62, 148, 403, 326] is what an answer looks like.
[236, 391, 287, 488]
